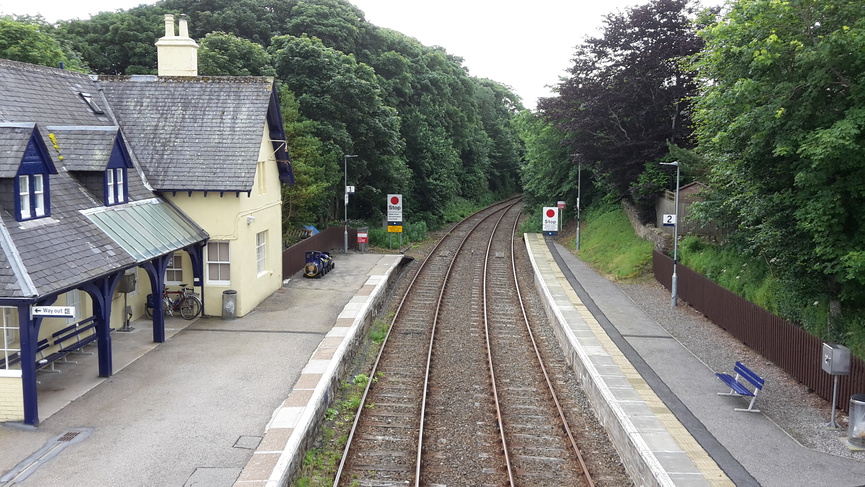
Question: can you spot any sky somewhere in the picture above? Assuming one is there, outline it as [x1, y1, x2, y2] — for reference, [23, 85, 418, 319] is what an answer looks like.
[2, 0, 648, 109]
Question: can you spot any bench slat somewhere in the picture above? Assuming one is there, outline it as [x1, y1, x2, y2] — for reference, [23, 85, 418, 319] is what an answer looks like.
[717, 361, 765, 413]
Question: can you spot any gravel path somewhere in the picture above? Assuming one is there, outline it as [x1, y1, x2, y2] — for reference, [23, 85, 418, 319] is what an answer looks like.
[617, 278, 865, 462]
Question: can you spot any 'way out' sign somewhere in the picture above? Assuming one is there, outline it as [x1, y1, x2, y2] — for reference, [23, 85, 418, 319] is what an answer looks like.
[31, 306, 75, 318]
[542, 207, 558, 236]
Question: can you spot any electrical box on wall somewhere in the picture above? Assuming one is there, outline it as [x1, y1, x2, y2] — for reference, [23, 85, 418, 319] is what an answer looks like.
[822, 343, 851, 376]
[116, 273, 137, 294]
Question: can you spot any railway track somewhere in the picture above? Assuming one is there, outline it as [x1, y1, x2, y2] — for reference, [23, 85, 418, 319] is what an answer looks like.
[333, 199, 596, 486]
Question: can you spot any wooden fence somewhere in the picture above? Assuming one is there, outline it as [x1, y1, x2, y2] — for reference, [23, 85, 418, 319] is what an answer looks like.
[282, 226, 357, 278]
[653, 250, 865, 412]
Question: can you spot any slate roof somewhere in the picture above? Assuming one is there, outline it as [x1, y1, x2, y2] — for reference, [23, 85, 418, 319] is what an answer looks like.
[100, 75, 279, 192]
[0, 60, 208, 301]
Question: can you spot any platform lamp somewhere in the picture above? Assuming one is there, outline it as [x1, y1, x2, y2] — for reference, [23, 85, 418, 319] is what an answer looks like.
[660, 161, 681, 307]
[344, 154, 358, 254]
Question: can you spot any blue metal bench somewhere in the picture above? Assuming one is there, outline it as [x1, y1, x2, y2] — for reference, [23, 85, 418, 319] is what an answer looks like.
[35, 338, 68, 373]
[52, 317, 99, 357]
[716, 361, 765, 412]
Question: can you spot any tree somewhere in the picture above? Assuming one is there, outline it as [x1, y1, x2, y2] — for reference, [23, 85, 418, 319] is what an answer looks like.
[0, 16, 88, 71]
[691, 0, 865, 320]
[269, 34, 409, 222]
[198, 32, 274, 76]
[539, 0, 703, 199]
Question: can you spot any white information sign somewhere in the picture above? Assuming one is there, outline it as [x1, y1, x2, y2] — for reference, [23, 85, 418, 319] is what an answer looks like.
[387, 194, 403, 224]
[662, 214, 677, 226]
[542, 207, 559, 233]
[346, 185, 355, 194]
[32, 306, 75, 318]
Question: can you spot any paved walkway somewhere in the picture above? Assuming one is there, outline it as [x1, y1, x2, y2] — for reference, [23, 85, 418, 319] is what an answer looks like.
[531, 235, 865, 486]
[0, 252, 403, 487]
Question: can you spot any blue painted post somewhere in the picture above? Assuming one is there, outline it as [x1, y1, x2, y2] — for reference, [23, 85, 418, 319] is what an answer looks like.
[19, 307, 39, 426]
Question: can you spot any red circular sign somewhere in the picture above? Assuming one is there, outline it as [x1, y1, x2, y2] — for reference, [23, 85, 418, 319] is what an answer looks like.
[391, 196, 400, 205]
[546, 209, 556, 218]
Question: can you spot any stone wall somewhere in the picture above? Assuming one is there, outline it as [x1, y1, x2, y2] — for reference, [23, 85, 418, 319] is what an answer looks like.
[622, 200, 671, 251]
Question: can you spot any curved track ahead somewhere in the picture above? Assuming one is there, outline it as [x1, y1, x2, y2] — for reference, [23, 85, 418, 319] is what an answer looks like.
[334, 199, 595, 486]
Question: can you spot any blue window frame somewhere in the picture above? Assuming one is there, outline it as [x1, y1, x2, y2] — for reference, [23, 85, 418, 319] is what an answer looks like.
[16, 130, 53, 221]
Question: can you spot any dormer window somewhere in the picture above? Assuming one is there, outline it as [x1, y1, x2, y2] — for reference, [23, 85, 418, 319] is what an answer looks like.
[105, 168, 127, 206]
[17, 173, 48, 220]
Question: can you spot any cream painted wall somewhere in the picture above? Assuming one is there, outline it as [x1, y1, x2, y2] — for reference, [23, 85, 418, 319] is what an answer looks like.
[162, 124, 284, 317]
[0, 376, 23, 421]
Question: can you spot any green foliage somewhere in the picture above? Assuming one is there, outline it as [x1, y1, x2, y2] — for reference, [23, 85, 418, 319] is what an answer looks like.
[41, 0, 524, 237]
[538, 0, 703, 200]
[577, 205, 653, 279]
[690, 0, 865, 318]
[628, 161, 673, 223]
[198, 31, 274, 76]
[0, 16, 88, 71]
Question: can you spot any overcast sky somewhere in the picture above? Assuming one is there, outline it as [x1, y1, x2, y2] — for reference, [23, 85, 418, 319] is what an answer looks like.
[3, 0, 659, 109]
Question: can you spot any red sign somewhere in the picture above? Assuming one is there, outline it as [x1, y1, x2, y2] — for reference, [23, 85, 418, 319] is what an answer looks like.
[558, 200, 566, 209]
[546, 208, 556, 218]
[357, 232, 368, 244]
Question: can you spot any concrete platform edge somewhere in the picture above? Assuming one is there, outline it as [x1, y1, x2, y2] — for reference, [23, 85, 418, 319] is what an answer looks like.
[524, 234, 731, 487]
[234, 254, 405, 487]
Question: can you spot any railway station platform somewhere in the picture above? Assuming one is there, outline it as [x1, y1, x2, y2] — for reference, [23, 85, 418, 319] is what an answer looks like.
[0, 252, 405, 487]
[524, 233, 865, 486]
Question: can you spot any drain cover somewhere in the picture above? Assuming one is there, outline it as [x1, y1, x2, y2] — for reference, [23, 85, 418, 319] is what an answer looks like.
[0, 428, 92, 483]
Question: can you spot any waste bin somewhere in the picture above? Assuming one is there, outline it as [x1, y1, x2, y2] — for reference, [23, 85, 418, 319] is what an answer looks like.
[222, 289, 237, 320]
[848, 394, 865, 448]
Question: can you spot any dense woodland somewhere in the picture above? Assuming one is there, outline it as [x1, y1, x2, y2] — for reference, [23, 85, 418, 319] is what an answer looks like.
[4, 0, 865, 348]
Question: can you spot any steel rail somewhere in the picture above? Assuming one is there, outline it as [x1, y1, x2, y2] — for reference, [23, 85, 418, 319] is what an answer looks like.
[481, 203, 518, 486]
[332, 198, 517, 486]
[509, 219, 596, 487]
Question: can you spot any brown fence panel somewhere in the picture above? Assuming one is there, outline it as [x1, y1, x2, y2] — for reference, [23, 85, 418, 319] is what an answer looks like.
[653, 250, 865, 412]
[282, 226, 357, 278]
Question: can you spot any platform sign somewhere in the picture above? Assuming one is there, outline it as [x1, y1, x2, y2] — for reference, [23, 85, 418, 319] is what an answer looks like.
[662, 214, 677, 226]
[31, 306, 75, 318]
[387, 194, 403, 224]
[558, 200, 566, 209]
[542, 207, 558, 236]
[346, 185, 355, 195]
[357, 231, 369, 243]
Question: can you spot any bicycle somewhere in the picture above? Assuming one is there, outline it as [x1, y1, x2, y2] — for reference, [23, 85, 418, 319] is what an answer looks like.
[145, 284, 202, 320]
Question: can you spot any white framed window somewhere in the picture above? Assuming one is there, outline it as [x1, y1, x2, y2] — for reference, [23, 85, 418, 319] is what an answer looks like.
[65, 290, 83, 324]
[1, 307, 19, 373]
[207, 241, 230, 285]
[105, 168, 126, 206]
[18, 173, 48, 221]
[256, 231, 267, 275]
[165, 253, 183, 285]
[33, 174, 45, 216]
[116, 169, 125, 203]
[106, 169, 115, 204]
[18, 175, 30, 219]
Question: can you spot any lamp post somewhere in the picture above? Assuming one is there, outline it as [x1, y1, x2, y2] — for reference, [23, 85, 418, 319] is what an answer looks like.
[576, 162, 582, 251]
[343, 154, 358, 254]
[660, 161, 680, 307]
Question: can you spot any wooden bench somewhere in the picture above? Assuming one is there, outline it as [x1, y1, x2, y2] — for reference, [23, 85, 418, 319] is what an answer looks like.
[716, 361, 765, 412]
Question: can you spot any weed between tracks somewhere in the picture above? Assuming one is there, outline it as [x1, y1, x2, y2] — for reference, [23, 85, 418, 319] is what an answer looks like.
[292, 315, 391, 487]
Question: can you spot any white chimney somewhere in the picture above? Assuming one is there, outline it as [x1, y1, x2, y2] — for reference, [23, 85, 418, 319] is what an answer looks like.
[155, 14, 199, 76]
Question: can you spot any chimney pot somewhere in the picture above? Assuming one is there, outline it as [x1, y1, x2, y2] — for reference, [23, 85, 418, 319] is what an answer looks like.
[163, 14, 175, 37]
[179, 14, 190, 38]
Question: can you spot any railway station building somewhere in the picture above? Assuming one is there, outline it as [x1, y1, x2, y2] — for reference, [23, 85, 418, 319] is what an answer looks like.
[0, 14, 294, 425]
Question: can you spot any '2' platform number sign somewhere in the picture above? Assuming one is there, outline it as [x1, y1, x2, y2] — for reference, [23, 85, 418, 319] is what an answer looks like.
[663, 214, 677, 226]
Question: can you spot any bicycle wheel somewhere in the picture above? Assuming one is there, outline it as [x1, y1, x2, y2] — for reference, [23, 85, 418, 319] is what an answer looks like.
[180, 296, 202, 320]
[163, 297, 173, 317]
[144, 304, 153, 318]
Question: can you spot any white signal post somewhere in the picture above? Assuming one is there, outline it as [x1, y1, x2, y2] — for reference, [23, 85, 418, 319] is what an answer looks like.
[343, 154, 358, 254]
[660, 161, 681, 307]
